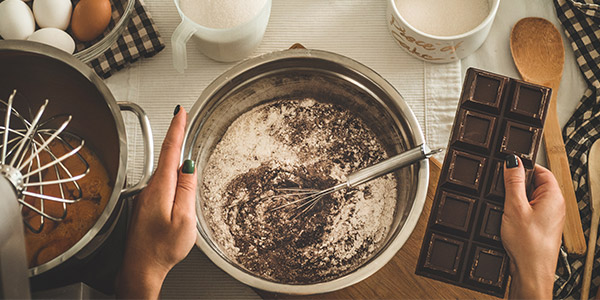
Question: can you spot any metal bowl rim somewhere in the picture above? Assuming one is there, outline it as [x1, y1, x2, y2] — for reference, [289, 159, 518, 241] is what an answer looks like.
[183, 48, 429, 294]
[0, 40, 129, 276]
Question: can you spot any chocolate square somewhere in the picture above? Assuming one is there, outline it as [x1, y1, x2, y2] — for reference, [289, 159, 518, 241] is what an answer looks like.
[479, 202, 503, 241]
[508, 82, 550, 126]
[468, 247, 508, 287]
[434, 191, 476, 232]
[486, 160, 505, 201]
[454, 110, 496, 153]
[486, 159, 536, 202]
[447, 150, 487, 193]
[499, 121, 541, 166]
[464, 71, 507, 113]
[525, 168, 535, 191]
[423, 233, 465, 276]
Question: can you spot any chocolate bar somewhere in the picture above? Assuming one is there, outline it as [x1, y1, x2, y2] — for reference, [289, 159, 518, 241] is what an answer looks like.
[415, 68, 551, 297]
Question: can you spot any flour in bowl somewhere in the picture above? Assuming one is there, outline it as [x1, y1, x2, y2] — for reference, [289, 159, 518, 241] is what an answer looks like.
[202, 98, 397, 283]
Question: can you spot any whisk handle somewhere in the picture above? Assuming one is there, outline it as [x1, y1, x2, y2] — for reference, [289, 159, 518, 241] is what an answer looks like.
[346, 144, 440, 188]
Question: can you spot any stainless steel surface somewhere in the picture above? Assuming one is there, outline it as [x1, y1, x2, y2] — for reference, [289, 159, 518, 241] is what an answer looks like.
[1, 90, 90, 233]
[117, 102, 153, 197]
[0, 177, 30, 299]
[0, 165, 23, 193]
[271, 144, 442, 216]
[346, 144, 441, 187]
[183, 48, 429, 294]
[0, 40, 153, 277]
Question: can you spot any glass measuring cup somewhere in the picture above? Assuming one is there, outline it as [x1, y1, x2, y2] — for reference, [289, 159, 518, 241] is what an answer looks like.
[172, 0, 272, 72]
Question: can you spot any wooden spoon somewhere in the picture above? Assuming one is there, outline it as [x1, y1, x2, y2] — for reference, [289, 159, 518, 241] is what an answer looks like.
[510, 17, 586, 255]
[583, 139, 600, 300]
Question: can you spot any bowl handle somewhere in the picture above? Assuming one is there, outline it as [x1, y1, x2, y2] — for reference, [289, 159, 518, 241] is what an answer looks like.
[118, 102, 154, 197]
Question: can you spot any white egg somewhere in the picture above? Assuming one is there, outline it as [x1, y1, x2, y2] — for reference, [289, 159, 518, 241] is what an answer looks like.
[33, 0, 72, 30]
[28, 28, 76, 54]
[0, 0, 36, 40]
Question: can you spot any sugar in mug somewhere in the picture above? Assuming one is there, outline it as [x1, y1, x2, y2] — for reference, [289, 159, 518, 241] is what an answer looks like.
[172, 0, 271, 72]
[387, 0, 500, 63]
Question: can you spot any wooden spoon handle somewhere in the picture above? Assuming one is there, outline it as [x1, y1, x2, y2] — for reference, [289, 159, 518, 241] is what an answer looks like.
[582, 211, 599, 300]
[543, 89, 586, 255]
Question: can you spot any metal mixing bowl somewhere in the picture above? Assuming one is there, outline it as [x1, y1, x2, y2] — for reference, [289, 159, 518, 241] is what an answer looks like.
[183, 49, 428, 294]
[0, 40, 152, 277]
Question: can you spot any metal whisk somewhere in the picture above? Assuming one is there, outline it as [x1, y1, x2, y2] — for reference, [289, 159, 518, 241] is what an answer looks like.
[0, 90, 89, 233]
[269, 144, 442, 217]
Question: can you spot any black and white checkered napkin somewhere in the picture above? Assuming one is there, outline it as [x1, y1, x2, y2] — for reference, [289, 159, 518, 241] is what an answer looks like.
[553, 0, 600, 298]
[87, 0, 165, 79]
[1, 0, 164, 78]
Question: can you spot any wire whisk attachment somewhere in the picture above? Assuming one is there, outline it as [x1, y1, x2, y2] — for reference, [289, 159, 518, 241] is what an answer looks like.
[0, 90, 89, 233]
[267, 144, 442, 218]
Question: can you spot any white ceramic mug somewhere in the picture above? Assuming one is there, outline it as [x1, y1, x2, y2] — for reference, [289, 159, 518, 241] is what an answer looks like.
[387, 0, 500, 63]
[171, 0, 271, 72]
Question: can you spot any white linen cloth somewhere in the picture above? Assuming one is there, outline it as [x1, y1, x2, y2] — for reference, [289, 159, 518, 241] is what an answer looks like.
[104, 0, 459, 298]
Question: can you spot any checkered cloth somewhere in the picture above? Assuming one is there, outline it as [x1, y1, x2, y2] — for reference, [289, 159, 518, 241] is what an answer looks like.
[1, 0, 165, 78]
[86, 0, 165, 78]
[5, 0, 165, 79]
[553, 0, 600, 298]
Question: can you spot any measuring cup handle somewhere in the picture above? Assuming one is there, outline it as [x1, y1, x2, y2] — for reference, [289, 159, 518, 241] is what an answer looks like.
[172, 19, 197, 73]
[118, 102, 154, 197]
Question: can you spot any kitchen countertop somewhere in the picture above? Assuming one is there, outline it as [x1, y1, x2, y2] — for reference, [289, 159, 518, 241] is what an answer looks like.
[103, 0, 587, 298]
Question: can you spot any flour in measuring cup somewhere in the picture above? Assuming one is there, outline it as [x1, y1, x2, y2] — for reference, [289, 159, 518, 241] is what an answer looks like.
[180, 0, 267, 29]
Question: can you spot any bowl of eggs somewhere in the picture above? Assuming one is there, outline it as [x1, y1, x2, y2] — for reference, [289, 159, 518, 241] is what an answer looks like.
[0, 0, 135, 63]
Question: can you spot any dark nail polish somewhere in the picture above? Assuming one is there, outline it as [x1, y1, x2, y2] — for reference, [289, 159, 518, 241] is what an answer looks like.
[505, 154, 519, 168]
[174, 104, 181, 116]
[182, 159, 195, 174]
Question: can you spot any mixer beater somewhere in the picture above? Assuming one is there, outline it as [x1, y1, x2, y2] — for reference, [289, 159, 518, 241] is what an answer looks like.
[0, 90, 89, 233]
[0, 89, 90, 298]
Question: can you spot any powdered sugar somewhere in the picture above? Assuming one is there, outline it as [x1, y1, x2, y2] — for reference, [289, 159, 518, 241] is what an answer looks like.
[395, 0, 490, 36]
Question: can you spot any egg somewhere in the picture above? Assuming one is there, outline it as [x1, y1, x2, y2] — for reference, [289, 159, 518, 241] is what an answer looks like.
[0, 0, 36, 40]
[71, 0, 112, 42]
[33, 0, 72, 30]
[28, 28, 76, 54]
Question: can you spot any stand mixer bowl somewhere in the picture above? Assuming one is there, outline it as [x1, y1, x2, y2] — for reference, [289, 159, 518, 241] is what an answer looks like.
[0, 40, 153, 282]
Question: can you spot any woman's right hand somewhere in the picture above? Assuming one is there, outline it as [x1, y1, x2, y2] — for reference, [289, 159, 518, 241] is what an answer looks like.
[501, 154, 565, 299]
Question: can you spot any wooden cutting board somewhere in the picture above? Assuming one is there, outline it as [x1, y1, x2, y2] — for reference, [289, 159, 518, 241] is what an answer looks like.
[255, 158, 490, 299]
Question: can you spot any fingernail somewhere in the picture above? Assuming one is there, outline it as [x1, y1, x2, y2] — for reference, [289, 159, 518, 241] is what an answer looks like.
[173, 104, 181, 116]
[182, 159, 195, 174]
[505, 154, 519, 168]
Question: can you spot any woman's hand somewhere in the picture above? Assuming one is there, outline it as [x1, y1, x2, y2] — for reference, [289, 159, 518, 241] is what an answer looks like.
[501, 154, 565, 299]
[116, 105, 197, 299]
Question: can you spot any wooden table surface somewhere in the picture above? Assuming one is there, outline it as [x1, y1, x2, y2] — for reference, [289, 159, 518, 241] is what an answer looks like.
[256, 158, 495, 299]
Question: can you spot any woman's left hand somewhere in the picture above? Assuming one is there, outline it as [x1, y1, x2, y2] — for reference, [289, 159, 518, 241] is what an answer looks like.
[116, 105, 197, 299]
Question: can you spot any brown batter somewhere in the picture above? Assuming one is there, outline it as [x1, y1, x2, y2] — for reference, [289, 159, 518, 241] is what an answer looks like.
[22, 136, 111, 267]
